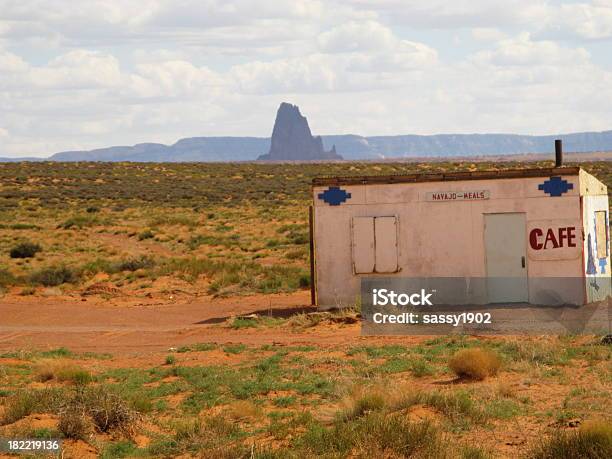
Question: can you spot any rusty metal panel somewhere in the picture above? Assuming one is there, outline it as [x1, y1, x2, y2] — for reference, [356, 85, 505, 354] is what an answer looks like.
[374, 216, 398, 273]
[351, 217, 375, 274]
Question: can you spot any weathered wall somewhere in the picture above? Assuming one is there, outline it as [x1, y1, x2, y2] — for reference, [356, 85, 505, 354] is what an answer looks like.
[582, 195, 611, 303]
[313, 174, 587, 308]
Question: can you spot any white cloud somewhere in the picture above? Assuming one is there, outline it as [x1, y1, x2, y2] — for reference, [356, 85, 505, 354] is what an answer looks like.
[318, 21, 395, 53]
[37, 50, 122, 89]
[131, 60, 224, 98]
[543, 2, 612, 40]
[231, 54, 338, 93]
[347, 39, 437, 71]
[470, 33, 590, 67]
[0, 48, 28, 73]
[315, 20, 437, 75]
[471, 28, 507, 42]
[349, 0, 549, 28]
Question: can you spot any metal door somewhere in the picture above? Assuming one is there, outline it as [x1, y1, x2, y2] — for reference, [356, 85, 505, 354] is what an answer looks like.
[484, 213, 528, 302]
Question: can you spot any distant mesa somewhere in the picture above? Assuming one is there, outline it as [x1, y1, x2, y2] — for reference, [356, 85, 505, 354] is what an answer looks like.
[3, 107, 612, 162]
[257, 103, 343, 161]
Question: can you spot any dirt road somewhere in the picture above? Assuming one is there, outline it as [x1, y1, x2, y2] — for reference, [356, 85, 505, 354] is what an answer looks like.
[0, 291, 385, 354]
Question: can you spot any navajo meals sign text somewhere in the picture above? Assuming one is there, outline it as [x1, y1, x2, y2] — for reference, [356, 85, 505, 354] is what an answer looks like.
[425, 190, 490, 202]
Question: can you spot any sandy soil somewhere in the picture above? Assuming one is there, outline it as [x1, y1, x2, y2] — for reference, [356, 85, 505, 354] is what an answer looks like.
[0, 291, 391, 354]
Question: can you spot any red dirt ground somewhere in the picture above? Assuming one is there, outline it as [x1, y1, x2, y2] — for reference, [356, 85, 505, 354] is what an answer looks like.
[0, 291, 420, 354]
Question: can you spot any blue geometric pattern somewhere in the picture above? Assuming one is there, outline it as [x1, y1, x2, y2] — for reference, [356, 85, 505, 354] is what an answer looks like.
[538, 176, 574, 197]
[318, 186, 351, 206]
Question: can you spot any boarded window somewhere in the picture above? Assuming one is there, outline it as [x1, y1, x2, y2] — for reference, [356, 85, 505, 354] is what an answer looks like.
[595, 211, 608, 259]
[351, 216, 398, 274]
[374, 216, 398, 273]
[352, 217, 375, 274]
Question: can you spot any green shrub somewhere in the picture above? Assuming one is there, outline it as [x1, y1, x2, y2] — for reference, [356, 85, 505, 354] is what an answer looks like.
[7, 223, 40, 230]
[101, 441, 138, 459]
[298, 414, 443, 457]
[9, 242, 42, 259]
[287, 231, 309, 245]
[339, 391, 386, 421]
[40, 347, 73, 358]
[230, 317, 259, 329]
[80, 258, 118, 276]
[30, 266, 79, 286]
[1, 389, 65, 425]
[266, 239, 281, 248]
[413, 390, 487, 424]
[138, 229, 154, 240]
[148, 416, 245, 457]
[298, 275, 310, 288]
[118, 256, 155, 272]
[0, 269, 16, 287]
[148, 215, 197, 227]
[60, 215, 100, 229]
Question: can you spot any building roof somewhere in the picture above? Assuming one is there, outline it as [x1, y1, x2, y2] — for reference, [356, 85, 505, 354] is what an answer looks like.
[312, 166, 581, 187]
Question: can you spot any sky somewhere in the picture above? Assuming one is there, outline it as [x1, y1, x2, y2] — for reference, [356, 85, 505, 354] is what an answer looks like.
[1, 0, 612, 157]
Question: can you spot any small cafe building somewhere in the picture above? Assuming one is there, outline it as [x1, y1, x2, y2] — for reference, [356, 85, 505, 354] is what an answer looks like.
[310, 165, 610, 309]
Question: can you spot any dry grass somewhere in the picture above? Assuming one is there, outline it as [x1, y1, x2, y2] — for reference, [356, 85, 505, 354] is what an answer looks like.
[299, 412, 448, 458]
[530, 420, 612, 458]
[35, 359, 92, 385]
[495, 381, 516, 398]
[336, 382, 488, 428]
[1, 337, 608, 457]
[0, 389, 65, 425]
[78, 386, 140, 435]
[58, 405, 93, 440]
[448, 348, 501, 381]
[338, 385, 388, 421]
[161, 416, 246, 457]
[225, 400, 261, 422]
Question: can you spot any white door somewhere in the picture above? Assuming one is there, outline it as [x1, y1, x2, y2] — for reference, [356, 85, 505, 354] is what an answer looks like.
[484, 213, 528, 303]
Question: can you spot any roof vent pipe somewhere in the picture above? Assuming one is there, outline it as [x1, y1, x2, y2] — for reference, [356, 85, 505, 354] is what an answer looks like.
[555, 139, 563, 167]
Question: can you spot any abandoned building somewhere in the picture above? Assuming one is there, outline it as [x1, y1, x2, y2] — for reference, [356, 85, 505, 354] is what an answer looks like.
[310, 162, 610, 309]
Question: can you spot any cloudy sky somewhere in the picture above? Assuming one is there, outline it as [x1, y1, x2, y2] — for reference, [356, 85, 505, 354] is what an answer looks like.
[1, 0, 612, 157]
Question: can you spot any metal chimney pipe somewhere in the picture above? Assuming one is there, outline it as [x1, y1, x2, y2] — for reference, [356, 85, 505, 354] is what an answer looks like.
[555, 139, 563, 167]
